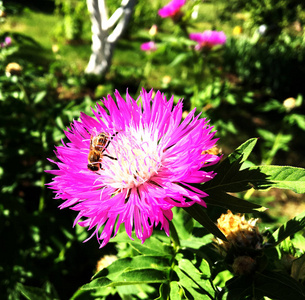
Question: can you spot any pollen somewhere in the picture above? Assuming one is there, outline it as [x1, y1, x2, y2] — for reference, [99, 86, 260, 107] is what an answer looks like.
[101, 126, 163, 189]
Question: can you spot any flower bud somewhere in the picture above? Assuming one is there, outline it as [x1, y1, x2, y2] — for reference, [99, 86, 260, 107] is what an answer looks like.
[232, 256, 257, 275]
[283, 97, 296, 111]
[215, 210, 263, 253]
[149, 25, 158, 37]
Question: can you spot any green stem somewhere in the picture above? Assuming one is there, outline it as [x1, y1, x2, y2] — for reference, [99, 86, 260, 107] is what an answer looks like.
[169, 221, 180, 250]
[39, 172, 45, 212]
[263, 130, 283, 165]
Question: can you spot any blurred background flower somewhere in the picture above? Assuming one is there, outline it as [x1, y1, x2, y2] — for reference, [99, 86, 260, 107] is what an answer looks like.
[189, 30, 226, 50]
[158, 0, 186, 19]
[140, 41, 157, 52]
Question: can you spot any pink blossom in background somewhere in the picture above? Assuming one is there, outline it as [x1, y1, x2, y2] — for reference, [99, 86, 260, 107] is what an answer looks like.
[189, 30, 226, 50]
[158, 0, 186, 18]
[1, 36, 11, 48]
[5, 36, 12, 46]
[47, 89, 221, 248]
[140, 41, 157, 52]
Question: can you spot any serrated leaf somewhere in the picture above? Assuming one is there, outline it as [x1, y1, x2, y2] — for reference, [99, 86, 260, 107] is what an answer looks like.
[267, 211, 305, 247]
[221, 138, 258, 166]
[249, 165, 305, 193]
[183, 204, 227, 241]
[173, 265, 214, 300]
[202, 138, 260, 193]
[179, 257, 211, 279]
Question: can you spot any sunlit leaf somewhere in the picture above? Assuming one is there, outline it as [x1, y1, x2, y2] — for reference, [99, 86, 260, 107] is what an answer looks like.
[110, 232, 172, 256]
[93, 255, 172, 280]
[82, 269, 169, 290]
[268, 211, 305, 247]
[169, 281, 182, 300]
[249, 165, 305, 193]
[173, 265, 214, 300]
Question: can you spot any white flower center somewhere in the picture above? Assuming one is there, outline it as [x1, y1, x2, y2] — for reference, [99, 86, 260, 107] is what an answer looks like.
[101, 126, 163, 189]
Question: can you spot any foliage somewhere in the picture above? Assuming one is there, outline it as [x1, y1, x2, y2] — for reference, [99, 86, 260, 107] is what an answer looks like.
[221, 0, 305, 33]
[54, 0, 89, 42]
[223, 33, 305, 99]
[69, 140, 305, 300]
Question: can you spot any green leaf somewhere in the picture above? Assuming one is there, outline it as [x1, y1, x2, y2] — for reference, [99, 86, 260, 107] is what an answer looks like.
[92, 255, 172, 280]
[33, 90, 47, 104]
[110, 232, 172, 256]
[129, 236, 172, 256]
[180, 233, 214, 250]
[207, 138, 258, 186]
[169, 53, 191, 67]
[222, 138, 258, 166]
[173, 265, 214, 300]
[200, 138, 265, 208]
[82, 269, 169, 290]
[80, 255, 171, 292]
[178, 257, 211, 279]
[16, 283, 55, 300]
[71, 287, 115, 300]
[170, 281, 182, 300]
[268, 211, 305, 247]
[254, 271, 305, 299]
[183, 204, 227, 241]
[249, 165, 305, 193]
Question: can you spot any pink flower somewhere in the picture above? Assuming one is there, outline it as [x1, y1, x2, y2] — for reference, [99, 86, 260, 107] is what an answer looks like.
[1, 36, 11, 48]
[4, 36, 12, 46]
[158, 0, 186, 18]
[140, 41, 157, 52]
[47, 89, 220, 248]
[189, 30, 226, 50]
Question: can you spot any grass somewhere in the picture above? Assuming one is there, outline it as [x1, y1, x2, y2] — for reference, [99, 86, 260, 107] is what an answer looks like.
[3, 8, 59, 49]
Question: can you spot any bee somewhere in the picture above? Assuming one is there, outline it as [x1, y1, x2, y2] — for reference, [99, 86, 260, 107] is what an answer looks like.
[87, 132, 117, 172]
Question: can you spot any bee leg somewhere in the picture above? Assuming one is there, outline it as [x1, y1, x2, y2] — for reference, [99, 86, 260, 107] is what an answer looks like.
[103, 154, 117, 160]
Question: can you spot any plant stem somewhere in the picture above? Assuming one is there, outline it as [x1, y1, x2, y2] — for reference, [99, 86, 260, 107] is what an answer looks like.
[169, 221, 180, 250]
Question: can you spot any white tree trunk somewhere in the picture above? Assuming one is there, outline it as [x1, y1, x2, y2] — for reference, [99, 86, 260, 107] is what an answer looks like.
[86, 0, 137, 76]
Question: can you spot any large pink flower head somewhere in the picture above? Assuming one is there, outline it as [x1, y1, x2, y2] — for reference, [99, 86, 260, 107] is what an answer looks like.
[158, 0, 186, 19]
[47, 89, 221, 248]
[189, 30, 226, 50]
